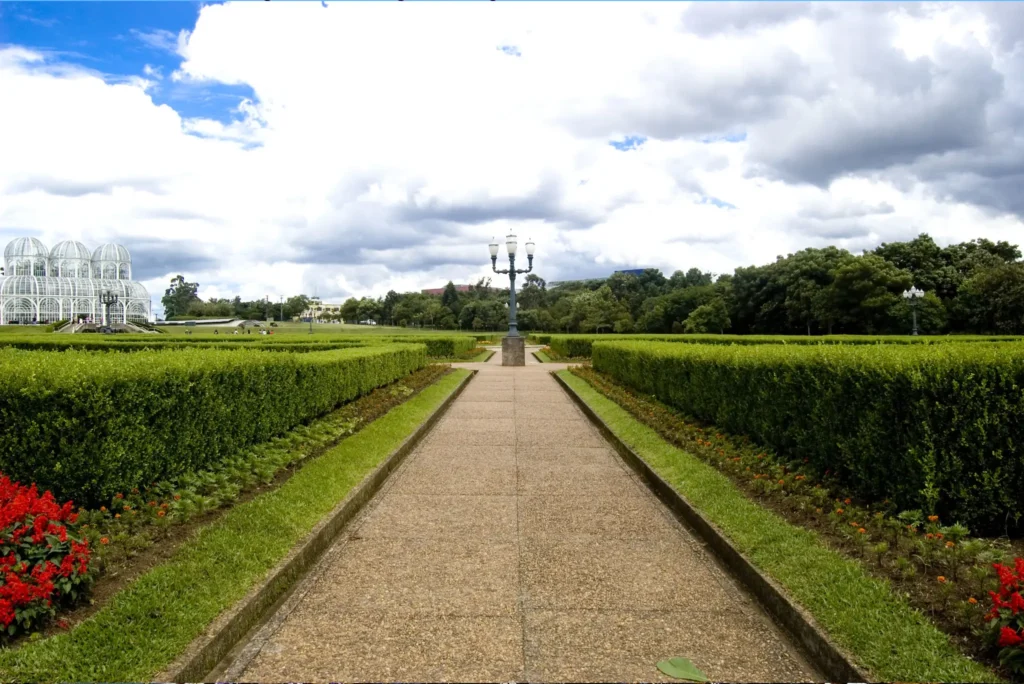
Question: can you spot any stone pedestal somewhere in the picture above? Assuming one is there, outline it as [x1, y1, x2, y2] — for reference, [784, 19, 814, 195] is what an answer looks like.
[502, 335, 526, 366]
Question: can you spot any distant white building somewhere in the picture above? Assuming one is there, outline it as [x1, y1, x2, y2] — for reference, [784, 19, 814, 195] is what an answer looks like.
[0, 238, 152, 325]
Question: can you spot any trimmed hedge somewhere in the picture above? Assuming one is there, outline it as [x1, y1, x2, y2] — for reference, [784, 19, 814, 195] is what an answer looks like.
[543, 333, 1024, 359]
[0, 344, 426, 504]
[592, 340, 1024, 533]
[0, 334, 477, 358]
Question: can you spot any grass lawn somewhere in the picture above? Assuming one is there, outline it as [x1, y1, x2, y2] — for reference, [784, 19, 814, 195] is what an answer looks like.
[469, 349, 494, 362]
[0, 325, 53, 335]
[0, 369, 470, 681]
[557, 369, 998, 683]
[534, 349, 552, 363]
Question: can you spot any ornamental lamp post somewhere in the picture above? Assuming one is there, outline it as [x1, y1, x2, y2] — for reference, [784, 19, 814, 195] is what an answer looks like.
[100, 291, 119, 327]
[902, 286, 924, 336]
[489, 234, 535, 366]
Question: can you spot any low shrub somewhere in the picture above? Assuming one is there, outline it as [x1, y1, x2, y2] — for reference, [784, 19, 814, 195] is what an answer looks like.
[0, 344, 426, 505]
[0, 476, 91, 638]
[591, 341, 1024, 533]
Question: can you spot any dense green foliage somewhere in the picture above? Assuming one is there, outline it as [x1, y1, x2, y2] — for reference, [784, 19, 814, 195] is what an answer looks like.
[538, 332, 1024, 359]
[0, 344, 426, 504]
[591, 341, 1024, 533]
[155, 232, 1024, 335]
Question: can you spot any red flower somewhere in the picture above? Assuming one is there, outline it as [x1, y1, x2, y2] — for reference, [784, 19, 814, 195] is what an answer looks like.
[1009, 592, 1024, 615]
[998, 626, 1023, 648]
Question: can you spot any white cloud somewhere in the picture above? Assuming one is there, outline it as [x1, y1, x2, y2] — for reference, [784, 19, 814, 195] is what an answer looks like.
[1, 2, 1022, 308]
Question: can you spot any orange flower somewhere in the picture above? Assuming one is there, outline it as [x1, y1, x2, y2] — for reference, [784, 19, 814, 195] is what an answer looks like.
[935, 533, 944, 540]
[173, 494, 181, 501]
[857, 528, 866, 534]
[968, 597, 978, 605]
[945, 541, 954, 548]
[925, 533, 934, 540]
[148, 501, 157, 507]
[937, 576, 947, 583]
[157, 510, 166, 518]
[99, 506, 107, 512]
[815, 508, 822, 514]
[835, 508, 844, 515]
[114, 513, 121, 519]
[927, 515, 939, 523]
[100, 537, 109, 545]
[844, 498, 851, 505]
[123, 505, 131, 511]
[778, 479, 785, 485]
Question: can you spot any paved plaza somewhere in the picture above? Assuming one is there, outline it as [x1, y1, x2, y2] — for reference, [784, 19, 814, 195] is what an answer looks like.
[223, 348, 817, 682]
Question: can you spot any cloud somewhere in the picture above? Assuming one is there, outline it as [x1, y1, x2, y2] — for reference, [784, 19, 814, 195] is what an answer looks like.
[1, 3, 1023, 306]
[130, 28, 187, 55]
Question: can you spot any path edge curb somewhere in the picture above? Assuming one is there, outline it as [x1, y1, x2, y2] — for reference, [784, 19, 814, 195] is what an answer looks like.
[158, 368, 477, 683]
[552, 370, 869, 684]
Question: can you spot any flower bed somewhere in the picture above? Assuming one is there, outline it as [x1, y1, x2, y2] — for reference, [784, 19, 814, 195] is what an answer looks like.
[0, 477, 90, 638]
[988, 559, 1024, 674]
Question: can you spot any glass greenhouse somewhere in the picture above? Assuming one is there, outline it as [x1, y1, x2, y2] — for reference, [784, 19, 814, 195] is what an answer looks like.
[0, 238, 151, 325]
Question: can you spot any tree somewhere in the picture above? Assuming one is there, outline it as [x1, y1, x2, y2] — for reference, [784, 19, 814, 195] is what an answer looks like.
[779, 247, 851, 335]
[162, 275, 200, 318]
[828, 254, 913, 333]
[340, 298, 360, 323]
[683, 298, 731, 333]
[518, 274, 547, 310]
[382, 290, 401, 325]
[440, 282, 461, 314]
[356, 297, 381, 324]
[954, 262, 1024, 333]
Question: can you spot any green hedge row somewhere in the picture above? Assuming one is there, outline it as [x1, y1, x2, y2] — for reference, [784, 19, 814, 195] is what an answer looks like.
[591, 341, 1024, 533]
[0, 344, 426, 504]
[537, 333, 1024, 359]
[0, 335, 477, 358]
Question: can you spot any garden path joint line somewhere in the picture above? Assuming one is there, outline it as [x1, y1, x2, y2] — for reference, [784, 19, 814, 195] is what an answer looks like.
[221, 348, 818, 682]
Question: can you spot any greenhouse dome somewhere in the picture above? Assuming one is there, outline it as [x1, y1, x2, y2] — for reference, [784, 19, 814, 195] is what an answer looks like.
[3, 237, 49, 277]
[0, 238, 151, 325]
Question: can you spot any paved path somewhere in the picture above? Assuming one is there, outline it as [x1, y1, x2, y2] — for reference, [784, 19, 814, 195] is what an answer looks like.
[223, 347, 817, 682]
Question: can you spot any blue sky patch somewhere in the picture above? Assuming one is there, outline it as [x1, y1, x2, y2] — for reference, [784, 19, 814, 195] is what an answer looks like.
[497, 45, 521, 57]
[0, 1, 257, 125]
[700, 131, 747, 144]
[609, 135, 646, 151]
[697, 195, 737, 210]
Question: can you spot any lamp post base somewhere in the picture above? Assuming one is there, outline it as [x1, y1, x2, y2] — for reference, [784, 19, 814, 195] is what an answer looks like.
[502, 336, 526, 367]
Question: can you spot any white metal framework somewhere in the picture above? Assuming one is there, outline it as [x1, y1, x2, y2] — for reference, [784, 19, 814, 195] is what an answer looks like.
[0, 239, 151, 325]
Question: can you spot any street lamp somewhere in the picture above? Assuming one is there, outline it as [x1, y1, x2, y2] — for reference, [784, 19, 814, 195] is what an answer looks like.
[903, 286, 924, 336]
[489, 234, 535, 366]
[99, 291, 119, 327]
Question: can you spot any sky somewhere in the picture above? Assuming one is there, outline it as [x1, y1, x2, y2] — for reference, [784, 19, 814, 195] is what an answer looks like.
[2, 1, 1023, 316]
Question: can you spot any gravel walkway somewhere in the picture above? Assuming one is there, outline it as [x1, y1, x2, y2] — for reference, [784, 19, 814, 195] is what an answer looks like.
[223, 347, 818, 682]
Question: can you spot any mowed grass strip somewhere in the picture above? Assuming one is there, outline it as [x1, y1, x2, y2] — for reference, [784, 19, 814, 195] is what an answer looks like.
[534, 350, 552, 363]
[0, 369, 470, 682]
[556, 370, 998, 683]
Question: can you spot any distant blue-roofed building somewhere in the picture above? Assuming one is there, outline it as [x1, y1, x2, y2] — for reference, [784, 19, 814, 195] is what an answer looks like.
[614, 268, 649, 276]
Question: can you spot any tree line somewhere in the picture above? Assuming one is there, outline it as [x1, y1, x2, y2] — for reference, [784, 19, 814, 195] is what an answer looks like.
[162, 233, 1024, 335]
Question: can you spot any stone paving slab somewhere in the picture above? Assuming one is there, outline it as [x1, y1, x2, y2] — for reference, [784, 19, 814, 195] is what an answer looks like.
[232, 363, 819, 682]
[355, 494, 518, 541]
[519, 493, 672, 540]
[313, 538, 519, 616]
[525, 610, 816, 683]
[242, 613, 523, 682]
